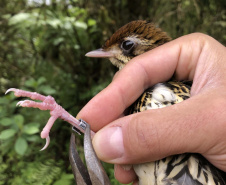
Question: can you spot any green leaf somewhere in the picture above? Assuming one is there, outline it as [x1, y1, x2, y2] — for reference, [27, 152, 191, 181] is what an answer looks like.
[214, 21, 226, 27]
[53, 37, 64, 45]
[53, 173, 74, 185]
[25, 78, 37, 88]
[23, 123, 40, 135]
[74, 21, 87, 29]
[37, 77, 46, 86]
[39, 85, 56, 95]
[0, 129, 16, 139]
[0, 118, 13, 126]
[2, 14, 11, 19]
[47, 19, 61, 28]
[9, 13, 31, 25]
[25, 135, 40, 142]
[88, 19, 96, 26]
[15, 137, 28, 155]
[74, 44, 80, 49]
[13, 114, 24, 128]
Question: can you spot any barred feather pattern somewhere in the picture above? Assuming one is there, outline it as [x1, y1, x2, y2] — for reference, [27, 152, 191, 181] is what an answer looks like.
[130, 81, 226, 185]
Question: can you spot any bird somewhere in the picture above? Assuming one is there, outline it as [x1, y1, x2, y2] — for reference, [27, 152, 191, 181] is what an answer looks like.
[85, 20, 226, 185]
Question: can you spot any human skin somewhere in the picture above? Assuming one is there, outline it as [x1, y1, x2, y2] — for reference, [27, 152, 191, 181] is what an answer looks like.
[77, 33, 226, 184]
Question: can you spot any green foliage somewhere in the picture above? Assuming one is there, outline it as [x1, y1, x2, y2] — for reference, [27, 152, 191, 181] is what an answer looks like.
[1, 159, 73, 185]
[0, 78, 55, 157]
[0, 0, 225, 184]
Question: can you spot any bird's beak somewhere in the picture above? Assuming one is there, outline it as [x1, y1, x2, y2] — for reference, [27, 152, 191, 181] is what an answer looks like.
[85, 48, 114, 58]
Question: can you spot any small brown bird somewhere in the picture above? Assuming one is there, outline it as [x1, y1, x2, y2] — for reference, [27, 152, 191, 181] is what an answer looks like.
[86, 20, 226, 185]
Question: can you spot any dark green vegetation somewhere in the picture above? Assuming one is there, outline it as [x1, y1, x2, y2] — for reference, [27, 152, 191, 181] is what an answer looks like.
[0, 0, 225, 184]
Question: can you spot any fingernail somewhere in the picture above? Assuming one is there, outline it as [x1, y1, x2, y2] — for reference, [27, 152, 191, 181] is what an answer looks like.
[121, 164, 132, 171]
[93, 127, 124, 162]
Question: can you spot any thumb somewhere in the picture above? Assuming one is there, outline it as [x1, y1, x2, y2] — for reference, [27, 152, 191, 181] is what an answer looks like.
[92, 90, 226, 171]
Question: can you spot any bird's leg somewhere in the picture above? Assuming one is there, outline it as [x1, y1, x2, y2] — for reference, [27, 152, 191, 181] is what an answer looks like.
[70, 120, 111, 185]
[6, 88, 95, 150]
[6, 88, 109, 184]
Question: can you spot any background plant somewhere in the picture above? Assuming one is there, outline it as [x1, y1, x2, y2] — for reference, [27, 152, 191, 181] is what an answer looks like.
[0, 0, 225, 184]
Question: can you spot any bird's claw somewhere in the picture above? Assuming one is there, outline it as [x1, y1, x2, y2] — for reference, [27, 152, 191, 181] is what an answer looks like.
[5, 88, 17, 95]
[6, 88, 93, 151]
[69, 119, 111, 185]
[40, 136, 50, 151]
[16, 100, 30, 107]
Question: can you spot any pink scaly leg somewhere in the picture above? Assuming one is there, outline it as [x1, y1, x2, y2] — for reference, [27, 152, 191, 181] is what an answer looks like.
[6, 88, 95, 150]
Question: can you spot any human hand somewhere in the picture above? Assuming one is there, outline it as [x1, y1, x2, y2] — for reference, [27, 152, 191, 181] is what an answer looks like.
[77, 33, 226, 184]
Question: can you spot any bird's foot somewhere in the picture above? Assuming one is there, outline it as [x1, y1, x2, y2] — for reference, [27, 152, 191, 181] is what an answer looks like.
[6, 88, 93, 150]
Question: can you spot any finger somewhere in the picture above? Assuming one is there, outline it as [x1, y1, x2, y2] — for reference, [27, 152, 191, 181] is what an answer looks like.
[112, 71, 120, 81]
[114, 164, 137, 184]
[92, 89, 226, 171]
[78, 33, 210, 131]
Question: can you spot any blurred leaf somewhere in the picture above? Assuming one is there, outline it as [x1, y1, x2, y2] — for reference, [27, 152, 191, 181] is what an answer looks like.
[0, 118, 13, 126]
[13, 114, 24, 128]
[47, 19, 61, 28]
[39, 85, 56, 95]
[74, 21, 87, 29]
[53, 37, 64, 45]
[37, 77, 47, 86]
[74, 44, 80, 49]
[2, 14, 11, 19]
[9, 13, 30, 25]
[14, 137, 28, 155]
[25, 78, 37, 88]
[53, 173, 74, 185]
[215, 21, 226, 27]
[0, 129, 16, 139]
[88, 19, 96, 26]
[25, 135, 40, 142]
[23, 122, 40, 135]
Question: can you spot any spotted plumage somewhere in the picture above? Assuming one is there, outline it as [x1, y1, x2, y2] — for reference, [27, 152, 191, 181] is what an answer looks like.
[86, 20, 226, 184]
[130, 81, 190, 113]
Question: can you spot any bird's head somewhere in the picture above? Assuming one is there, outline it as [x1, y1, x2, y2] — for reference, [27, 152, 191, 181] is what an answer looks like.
[86, 20, 171, 69]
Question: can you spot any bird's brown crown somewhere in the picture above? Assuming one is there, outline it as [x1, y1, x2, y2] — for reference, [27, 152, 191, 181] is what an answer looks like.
[103, 20, 171, 49]
[86, 20, 172, 69]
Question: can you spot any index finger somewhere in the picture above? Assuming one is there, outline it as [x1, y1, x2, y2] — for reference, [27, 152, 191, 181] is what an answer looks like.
[77, 33, 204, 131]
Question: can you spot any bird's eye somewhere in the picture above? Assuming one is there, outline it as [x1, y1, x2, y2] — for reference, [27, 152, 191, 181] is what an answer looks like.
[121, 40, 134, 51]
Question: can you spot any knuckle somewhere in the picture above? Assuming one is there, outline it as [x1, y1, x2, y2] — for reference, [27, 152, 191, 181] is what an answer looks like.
[189, 32, 216, 50]
[190, 32, 210, 42]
